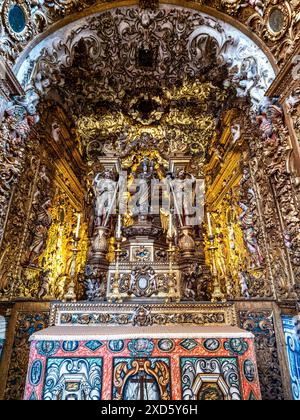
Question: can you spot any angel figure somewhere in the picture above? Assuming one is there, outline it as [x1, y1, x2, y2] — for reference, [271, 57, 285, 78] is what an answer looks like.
[38, 269, 51, 299]
[27, 199, 52, 266]
[238, 271, 250, 299]
[160, 208, 177, 240]
[241, 0, 265, 16]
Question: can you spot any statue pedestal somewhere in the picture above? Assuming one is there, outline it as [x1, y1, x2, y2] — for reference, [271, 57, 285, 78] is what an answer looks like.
[106, 220, 181, 302]
[88, 226, 110, 265]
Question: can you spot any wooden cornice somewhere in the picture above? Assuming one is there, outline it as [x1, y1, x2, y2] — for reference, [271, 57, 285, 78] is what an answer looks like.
[266, 43, 300, 101]
[0, 59, 24, 100]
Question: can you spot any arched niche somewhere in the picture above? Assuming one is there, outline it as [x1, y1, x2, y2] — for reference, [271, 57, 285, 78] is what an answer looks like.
[15, 4, 275, 114]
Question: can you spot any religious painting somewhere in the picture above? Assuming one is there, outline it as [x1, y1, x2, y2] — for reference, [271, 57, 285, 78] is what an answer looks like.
[180, 357, 242, 400]
[197, 382, 225, 401]
[113, 358, 171, 400]
[43, 357, 103, 400]
[282, 316, 300, 400]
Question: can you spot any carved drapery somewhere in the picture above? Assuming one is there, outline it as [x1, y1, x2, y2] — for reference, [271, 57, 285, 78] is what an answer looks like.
[0, 1, 299, 69]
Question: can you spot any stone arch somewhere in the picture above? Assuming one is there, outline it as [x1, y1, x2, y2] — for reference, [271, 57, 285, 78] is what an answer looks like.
[14, 3, 276, 112]
[12, 0, 279, 75]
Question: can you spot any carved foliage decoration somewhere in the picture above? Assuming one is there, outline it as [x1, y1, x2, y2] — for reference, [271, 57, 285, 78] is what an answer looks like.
[38, 187, 88, 301]
[11, 6, 274, 182]
[0, 6, 275, 251]
[4, 310, 49, 400]
[237, 163, 274, 299]
[0, 0, 299, 70]
[247, 99, 300, 298]
[239, 310, 284, 400]
[0, 130, 40, 298]
[0, 90, 39, 246]
[204, 0, 300, 67]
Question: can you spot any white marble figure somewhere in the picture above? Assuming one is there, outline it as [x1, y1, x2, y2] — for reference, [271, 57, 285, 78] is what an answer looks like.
[231, 124, 241, 143]
[239, 271, 250, 299]
[134, 158, 154, 216]
[168, 170, 196, 226]
[93, 170, 118, 227]
[130, 269, 137, 291]
[148, 268, 157, 290]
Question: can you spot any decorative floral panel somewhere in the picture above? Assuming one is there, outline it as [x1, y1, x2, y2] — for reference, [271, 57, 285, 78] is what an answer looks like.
[0, 315, 6, 361]
[24, 336, 261, 400]
[282, 316, 300, 401]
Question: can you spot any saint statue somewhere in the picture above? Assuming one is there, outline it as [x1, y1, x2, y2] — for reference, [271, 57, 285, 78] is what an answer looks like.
[27, 199, 52, 266]
[131, 157, 155, 218]
[93, 169, 118, 228]
[239, 197, 264, 268]
[167, 169, 196, 226]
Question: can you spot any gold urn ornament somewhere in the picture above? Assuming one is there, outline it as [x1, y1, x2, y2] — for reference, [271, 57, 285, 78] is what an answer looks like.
[178, 226, 196, 259]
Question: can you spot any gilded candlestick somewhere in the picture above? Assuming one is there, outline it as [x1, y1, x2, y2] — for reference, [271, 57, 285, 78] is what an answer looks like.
[208, 234, 226, 303]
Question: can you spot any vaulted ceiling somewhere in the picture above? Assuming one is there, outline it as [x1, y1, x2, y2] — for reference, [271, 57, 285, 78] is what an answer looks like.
[14, 6, 275, 170]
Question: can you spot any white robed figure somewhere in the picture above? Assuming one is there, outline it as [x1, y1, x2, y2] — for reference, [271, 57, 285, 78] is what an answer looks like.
[167, 169, 196, 227]
[93, 169, 118, 227]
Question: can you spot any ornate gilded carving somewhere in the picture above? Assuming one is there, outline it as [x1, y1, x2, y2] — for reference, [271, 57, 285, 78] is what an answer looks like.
[0, 91, 39, 246]
[4, 310, 49, 400]
[16, 7, 274, 163]
[0, 0, 298, 73]
[38, 187, 87, 301]
[239, 310, 285, 400]
[50, 301, 238, 327]
[247, 99, 300, 299]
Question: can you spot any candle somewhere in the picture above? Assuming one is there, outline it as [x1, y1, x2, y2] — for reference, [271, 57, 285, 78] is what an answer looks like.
[75, 213, 81, 238]
[168, 212, 173, 238]
[207, 212, 213, 236]
[116, 214, 122, 239]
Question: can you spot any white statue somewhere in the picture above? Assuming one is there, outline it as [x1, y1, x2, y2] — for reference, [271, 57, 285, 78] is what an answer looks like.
[134, 157, 154, 216]
[239, 271, 250, 299]
[231, 124, 241, 143]
[93, 169, 118, 227]
[168, 170, 196, 226]
[130, 269, 137, 291]
[148, 268, 157, 290]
